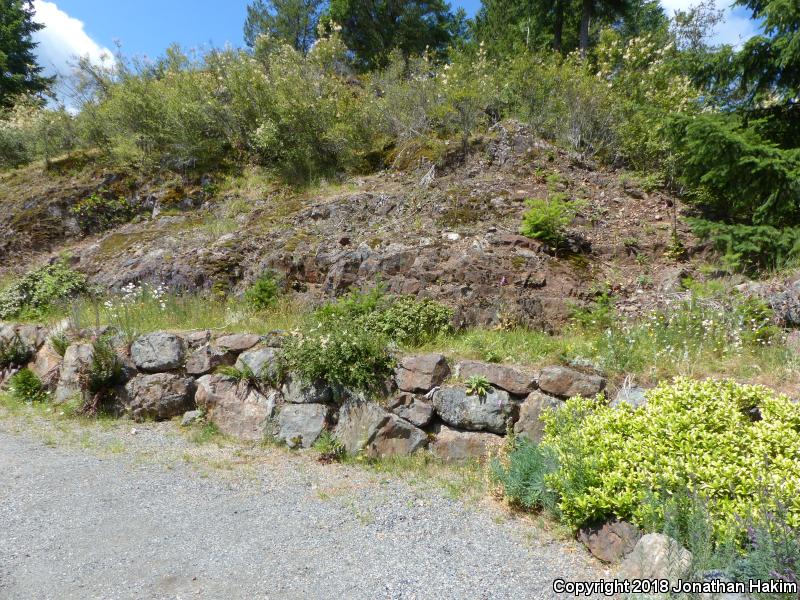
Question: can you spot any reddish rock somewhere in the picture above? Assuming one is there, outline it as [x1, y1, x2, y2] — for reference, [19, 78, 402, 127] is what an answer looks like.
[195, 374, 276, 441]
[215, 333, 261, 352]
[514, 390, 561, 442]
[578, 520, 641, 563]
[430, 425, 503, 462]
[538, 365, 605, 398]
[387, 392, 435, 427]
[395, 353, 451, 393]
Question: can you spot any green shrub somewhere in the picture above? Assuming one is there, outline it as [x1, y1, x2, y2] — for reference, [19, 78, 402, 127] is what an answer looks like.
[539, 378, 800, 536]
[519, 195, 581, 247]
[313, 431, 346, 462]
[690, 219, 800, 273]
[69, 194, 136, 233]
[86, 339, 125, 399]
[0, 334, 32, 368]
[244, 272, 282, 311]
[49, 332, 69, 357]
[282, 322, 394, 392]
[362, 296, 453, 347]
[0, 261, 88, 320]
[7, 368, 46, 403]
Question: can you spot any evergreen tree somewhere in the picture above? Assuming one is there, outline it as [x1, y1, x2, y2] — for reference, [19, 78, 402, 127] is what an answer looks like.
[0, 0, 52, 107]
[326, 0, 457, 70]
[243, 0, 326, 53]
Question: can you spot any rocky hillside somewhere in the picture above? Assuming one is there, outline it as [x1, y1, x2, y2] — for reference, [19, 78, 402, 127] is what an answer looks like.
[0, 122, 702, 331]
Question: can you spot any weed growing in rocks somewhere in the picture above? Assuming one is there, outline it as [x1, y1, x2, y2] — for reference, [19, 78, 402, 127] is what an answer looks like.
[519, 195, 583, 248]
[0, 334, 32, 368]
[313, 431, 346, 463]
[7, 368, 46, 403]
[465, 375, 491, 397]
[244, 272, 282, 311]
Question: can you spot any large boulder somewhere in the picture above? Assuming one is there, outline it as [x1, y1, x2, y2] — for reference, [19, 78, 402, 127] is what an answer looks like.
[185, 343, 236, 376]
[454, 360, 536, 396]
[430, 425, 503, 462]
[123, 373, 195, 422]
[130, 332, 185, 372]
[395, 353, 450, 392]
[276, 404, 330, 449]
[387, 392, 435, 427]
[514, 390, 561, 442]
[235, 346, 279, 381]
[618, 533, 693, 583]
[431, 386, 515, 433]
[538, 366, 605, 399]
[29, 343, 63, 389]
[334, 399, 427, 457]
[367, 415, 428, 458]
[195, 374, 276, 441]
[578, 520, 641, 563]
[334, 400, 388, 454]
[54, 343, 94, 403]
[13, 324, 48, 354]
[281, 375, 333, 404]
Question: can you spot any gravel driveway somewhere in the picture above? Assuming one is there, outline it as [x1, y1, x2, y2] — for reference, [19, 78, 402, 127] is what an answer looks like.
[0, 420, 601, 600]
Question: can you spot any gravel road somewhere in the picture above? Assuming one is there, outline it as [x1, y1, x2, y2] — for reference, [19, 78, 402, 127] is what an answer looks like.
[0, 421, 601, 600]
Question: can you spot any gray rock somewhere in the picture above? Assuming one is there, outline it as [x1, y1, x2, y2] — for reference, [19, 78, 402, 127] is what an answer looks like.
[611, 386, 648, 409]
[430, 425, 503, 462]
[277, 404, 330, 449]
[432, 386, 515, 433]
[514, 391, 561, 442]
[194, 374, 276, 441]
[334, 400, 389, 455]
[395, 353, 450, 392]
[577, 520, 641, 563]
[281, 375, 333, 404]
[14, 324, 48, 354]
[454, 360, 536, 396]
[123, 373, 195, 422]
[367, 414, 428, 458]
[538, 366, 605, 399]
[130, 332, 185, 372]
[235, 346, 279, 381]
[182, 330, 212, 350]
[387, 392, 435, 427]
[181, 410, 203, 427]
[215, 334, 261, 352]
[54, 343, 94, 403]
[185, 343, 236, 376]
[618, 533, 692, 583]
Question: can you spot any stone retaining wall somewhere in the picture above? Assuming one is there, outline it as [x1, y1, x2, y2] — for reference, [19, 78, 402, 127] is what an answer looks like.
[1, 322, 613, 460]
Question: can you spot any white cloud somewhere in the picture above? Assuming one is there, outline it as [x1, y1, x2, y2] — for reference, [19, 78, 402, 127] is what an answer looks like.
[659, 0, 761, 47]
[31, 0, 113, 82]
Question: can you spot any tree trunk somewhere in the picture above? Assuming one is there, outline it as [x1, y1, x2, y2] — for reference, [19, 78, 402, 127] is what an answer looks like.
[553, 0, 564, 53]
[579, 0, 592, 58]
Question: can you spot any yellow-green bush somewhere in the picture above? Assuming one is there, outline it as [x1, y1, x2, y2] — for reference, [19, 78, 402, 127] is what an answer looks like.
[541, 378, 800, 534]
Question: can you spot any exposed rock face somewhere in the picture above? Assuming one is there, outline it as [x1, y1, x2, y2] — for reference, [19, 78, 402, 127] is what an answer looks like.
[123, 373, 195, 422]
[235, 346, 279, 381]
[611, 386, 648, 409]
[430, 426, 503, 461]
[13, 324, 48, 354]
[215, 333, 261, 352]
[454, 360, 536, 396]
[185, 343, 236, 376]
[618, 533, 692, 583]
[54, 343, 94, 403]
[334, 400, 427, 457]
[194, 374, 276, 441]
[387, 393, 435, 427]
[764, 280, 800, 327]
[538, 366, 605, 399]
[281, 375, 333, 404]
[181, 410, 203, 427]
[577, 520, 641, 563]
[514, 391, 561, 442]
[431, 386, 515, 433]
[277, 404, 330, 449]
[395, 354, 451, 393]
[131, 332, 186, 372]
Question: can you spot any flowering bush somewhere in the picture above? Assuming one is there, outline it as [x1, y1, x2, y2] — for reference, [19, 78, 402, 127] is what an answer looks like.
[0, 261, 88, 320]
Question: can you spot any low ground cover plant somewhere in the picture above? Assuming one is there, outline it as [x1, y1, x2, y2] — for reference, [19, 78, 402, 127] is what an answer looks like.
[492, 378, 800, 591]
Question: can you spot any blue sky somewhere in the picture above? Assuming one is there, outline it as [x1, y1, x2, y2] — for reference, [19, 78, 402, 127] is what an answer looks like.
[31, 0, 759, 89]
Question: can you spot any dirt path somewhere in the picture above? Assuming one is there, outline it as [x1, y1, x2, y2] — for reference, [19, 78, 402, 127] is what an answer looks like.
[0, 415, 601, 599]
